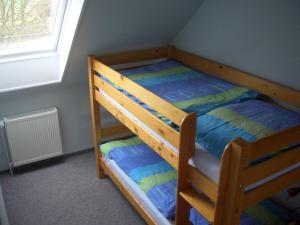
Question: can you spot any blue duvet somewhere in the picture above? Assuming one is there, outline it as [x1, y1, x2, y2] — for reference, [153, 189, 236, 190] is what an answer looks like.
[190, 200, 297, 225]
[99, 60, 258, 118]
[196, 100, 300, 160]
[101, 137, 177, 218]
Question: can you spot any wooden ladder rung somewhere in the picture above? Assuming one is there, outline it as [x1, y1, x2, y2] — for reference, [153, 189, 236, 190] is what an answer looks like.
[179, 188, 215, 223]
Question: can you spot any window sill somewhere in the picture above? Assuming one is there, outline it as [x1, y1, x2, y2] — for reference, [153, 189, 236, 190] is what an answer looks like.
[0, 0, 86, 93]
[0, 50, 58, 64]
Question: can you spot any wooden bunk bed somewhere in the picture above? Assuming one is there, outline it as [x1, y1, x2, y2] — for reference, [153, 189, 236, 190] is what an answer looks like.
[88, 46, 300, 225]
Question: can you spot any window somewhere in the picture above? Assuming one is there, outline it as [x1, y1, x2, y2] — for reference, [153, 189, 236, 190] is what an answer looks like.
[0, 0, 86, 93]
[0, 0, 67, 58]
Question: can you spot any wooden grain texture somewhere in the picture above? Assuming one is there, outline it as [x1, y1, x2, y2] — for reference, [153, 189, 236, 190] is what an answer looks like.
[175, 113, 196, 225]
[99, 124, 131, 139]
[246, 146, 300, 185]
[213, 139, 251, 225]
[250, 125, 300, 160]
[88, 56, 105, 178]
[169, 46, 300, 107]
[94, 75, 180, 148]
[100, 156, 157, 225]
[95, 91, 179, 169]
[243, 167, 300, 209]
[188, 167, 218, 202]
[89, 47, 300, 225]
[96, 46, 168, 65]
[179, 188, 215, 223]
[93, 59, 187, 126]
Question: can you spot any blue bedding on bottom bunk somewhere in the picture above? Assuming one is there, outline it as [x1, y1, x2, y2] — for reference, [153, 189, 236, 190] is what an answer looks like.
[101, 137, 177, 218]
[100, 137, 297, 224]
[190, 200, 296, 225]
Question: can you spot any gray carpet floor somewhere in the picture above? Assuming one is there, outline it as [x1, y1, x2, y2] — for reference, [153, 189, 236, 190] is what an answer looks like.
[0, 151, 145, 225]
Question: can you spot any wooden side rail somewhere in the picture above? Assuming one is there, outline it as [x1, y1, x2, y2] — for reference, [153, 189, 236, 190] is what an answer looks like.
[212, 136, 300, 225]
[243, 167, 300, 209]
[94, 75, 181, 148]
[246, 146, 300, 186]
[93, 59, 187, 126]
[96, 46, 169, 65]
[169, 46, 300, 107]
[250, 124, 300, 160]
[95, 90, 179, 169]
[98, 124, 131, 140]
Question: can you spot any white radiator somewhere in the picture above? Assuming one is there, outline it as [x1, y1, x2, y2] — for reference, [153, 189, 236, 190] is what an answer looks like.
[3, 108, 63, 167]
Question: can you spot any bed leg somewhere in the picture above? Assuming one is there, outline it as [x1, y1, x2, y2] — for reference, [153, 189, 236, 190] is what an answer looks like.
[175, 113, 196, 225]
[89, 55, 106, 179]
[175, 195, 192, 225]
[214, 139, 251, 225]
[95, 151, 105, 179]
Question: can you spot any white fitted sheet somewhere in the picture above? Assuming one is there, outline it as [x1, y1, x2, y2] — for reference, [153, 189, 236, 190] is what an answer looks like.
[190, 144, 300, 191]
[100, 90, 300, 191]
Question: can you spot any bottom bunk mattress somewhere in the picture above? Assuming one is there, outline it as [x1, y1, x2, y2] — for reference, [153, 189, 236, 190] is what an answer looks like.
[100, 137, 298, 225]
[103, 156, 173, 225]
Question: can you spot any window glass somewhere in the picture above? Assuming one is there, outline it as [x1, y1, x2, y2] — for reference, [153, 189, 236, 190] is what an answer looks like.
[0, 0, 65, 56]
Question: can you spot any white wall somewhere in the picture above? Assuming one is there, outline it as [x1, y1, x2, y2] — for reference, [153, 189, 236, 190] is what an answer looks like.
[0, 0, 203, 171]
[174, 0, 300, 91]
[174, 0, 300, 210]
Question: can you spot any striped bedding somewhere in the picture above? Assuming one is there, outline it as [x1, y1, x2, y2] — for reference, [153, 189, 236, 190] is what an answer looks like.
[190, 201, 297, 225]
[99, 59, 300, 161]
[100, 136, 297, 224]
[101, 137, 177, 218]
[196, 99, 300, 160]
[99, 59, 258, 118]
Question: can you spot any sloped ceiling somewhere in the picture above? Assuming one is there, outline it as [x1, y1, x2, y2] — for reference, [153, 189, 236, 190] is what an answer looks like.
[0, 0, 204, 170]
[78, 0, 204, 55]
[64, 0, 204, 85]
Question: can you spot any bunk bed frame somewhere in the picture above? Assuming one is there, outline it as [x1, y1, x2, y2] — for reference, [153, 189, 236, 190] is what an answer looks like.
[88, 46, 300, 225]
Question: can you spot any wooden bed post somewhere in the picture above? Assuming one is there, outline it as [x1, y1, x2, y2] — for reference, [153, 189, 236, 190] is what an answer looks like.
[175, 112, 196, 225]
[88, 56, 105, 179]
[214, 138, 251, 225]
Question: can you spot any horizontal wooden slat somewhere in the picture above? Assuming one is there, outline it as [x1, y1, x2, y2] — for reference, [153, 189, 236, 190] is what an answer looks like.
[100, 157, 157, 225]
[96, 46, 169, 65]
[100, 124, 131, 139]
[243, 167, 300, 209]
[188, 167, 218, 202]
[246, 146, 300, 185]
[95, 91, 178, 169]
[94, 76, 180, 148]
[250, 125, 300, 160]
[180, 188, 215, 223]
[169, 47, 300, 108]
[93, 60, 187, 126]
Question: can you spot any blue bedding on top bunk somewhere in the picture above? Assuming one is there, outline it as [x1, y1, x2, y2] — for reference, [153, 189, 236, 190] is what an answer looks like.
[196, 99, 300, 160]
[99, 59, 258, 117]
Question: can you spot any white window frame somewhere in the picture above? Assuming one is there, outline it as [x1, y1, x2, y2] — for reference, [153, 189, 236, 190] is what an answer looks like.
[0, 0, 87, 93]
[0, 0, 69, 62]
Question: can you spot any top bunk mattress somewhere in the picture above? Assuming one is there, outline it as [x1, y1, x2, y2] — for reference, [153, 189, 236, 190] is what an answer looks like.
[98, 59, 300, 160]
[99, 59, 258, 117]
